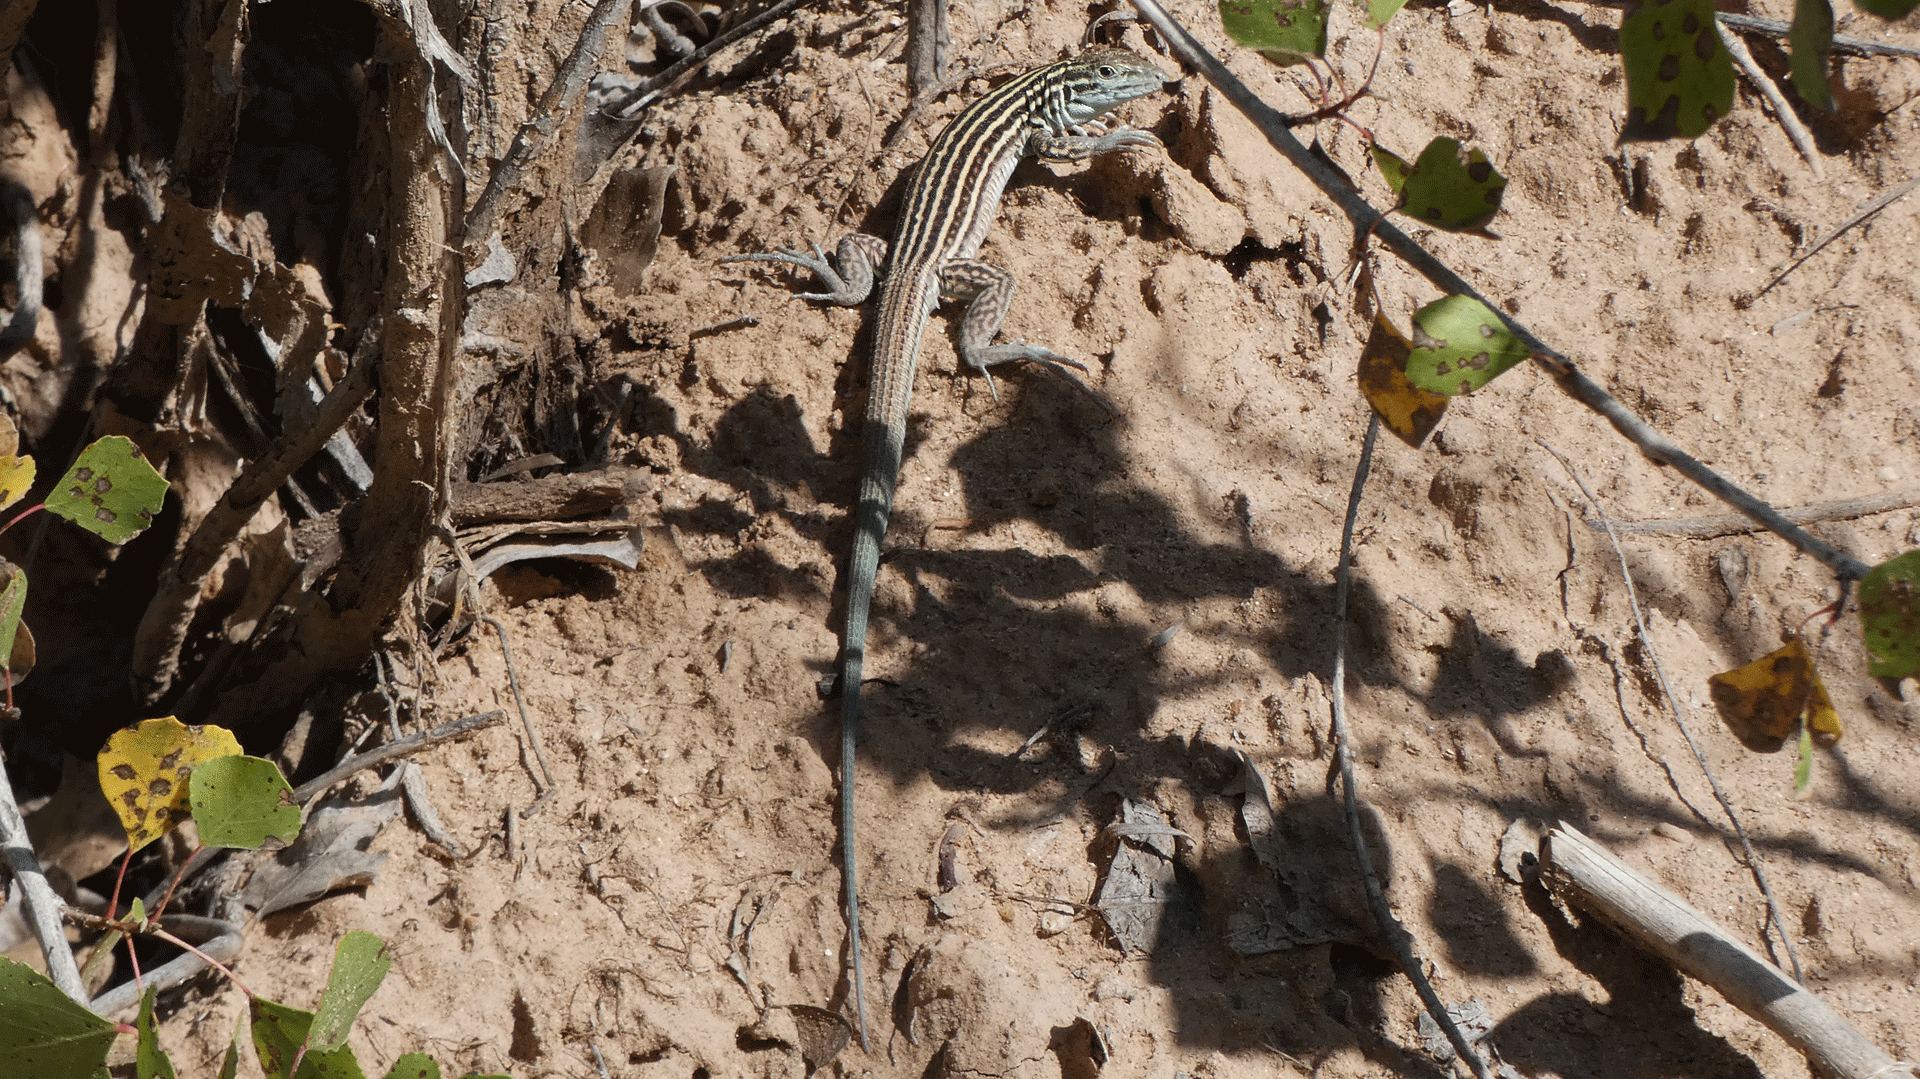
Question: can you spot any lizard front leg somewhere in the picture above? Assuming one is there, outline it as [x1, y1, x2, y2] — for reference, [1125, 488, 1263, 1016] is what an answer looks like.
[721, 233, 890, 306]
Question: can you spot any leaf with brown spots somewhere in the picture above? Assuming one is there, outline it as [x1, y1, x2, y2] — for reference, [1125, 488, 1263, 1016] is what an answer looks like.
[1619, 0, 1734, 140]
[96, 716, 243, 852]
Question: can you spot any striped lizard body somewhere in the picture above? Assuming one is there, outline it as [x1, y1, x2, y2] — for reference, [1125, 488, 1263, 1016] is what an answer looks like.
[725, 46, 1171, 1045]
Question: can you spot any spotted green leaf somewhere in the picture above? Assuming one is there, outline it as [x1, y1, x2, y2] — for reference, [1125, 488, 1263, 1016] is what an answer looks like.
[382, 1054, 441, 1079]
[45, 436, 169, 544]
[1405, 295, 1530, 395]
[0, 958, 118, 1078]
[1620, 0, 1734, 139]
[1365, 0, 1410, 29]
[1371, 142, 1413, 195]
[189, 755, 301, 850]
[1860, 550, 1920, 678]
[1398, 138, 1507, 232]
[1219, 0, 1330, 63]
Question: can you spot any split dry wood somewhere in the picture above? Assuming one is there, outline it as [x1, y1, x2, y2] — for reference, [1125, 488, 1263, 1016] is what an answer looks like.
[1541, 825, 1915, 1079]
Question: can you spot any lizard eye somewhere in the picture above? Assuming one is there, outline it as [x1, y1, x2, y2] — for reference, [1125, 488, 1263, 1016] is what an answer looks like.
[1098, 64, 1118, 78]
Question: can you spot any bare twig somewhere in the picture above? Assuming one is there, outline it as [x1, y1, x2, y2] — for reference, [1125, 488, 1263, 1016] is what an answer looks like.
[0, 742, 87, 1001]
[132, 323, 381, 700]
[465, 0, 635, 242]
[1538, 439, 1803, 984]
[0, 177, 41, 363]
[291, 709, 508, 806]
[1124, 0, 1874, 585]
[1718, 24, 1822, 180]
[1754, 177, 1919, 300]
[479, 616, 556, 817]
[1328, 416, 1496, 1079]
[1596, 488, 1920, 538]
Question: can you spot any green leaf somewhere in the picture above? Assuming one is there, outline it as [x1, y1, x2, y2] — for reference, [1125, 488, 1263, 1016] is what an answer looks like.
[1405, 295, 1531, 394]
[310, 933, 392, 1054]
[1860, 550, 1920, 678]
[1854, 0, 1918, 16]
[0, 957, 119, 1078]
[1619, 0, 1735, 139]
[218, 1010, 245, 1079]
[382, 1054, 442, 1079]
[137, 986, 177, 1079]
[0, 564, 31, 687]
[1365, 0, 1410, 29]
[1370, 142, 1413, 195]
[250, 999, 367, 1079]
[1788, 0, 1835, 111]
[44, 436, 169, 544]
[189, 755, 301, 850]
[1219, 0, 1330, 63]
[1397, 137, 1507, 232]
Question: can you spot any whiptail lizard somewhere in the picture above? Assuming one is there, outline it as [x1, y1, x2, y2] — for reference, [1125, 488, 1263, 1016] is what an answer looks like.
[724, 45, 1172, 1045]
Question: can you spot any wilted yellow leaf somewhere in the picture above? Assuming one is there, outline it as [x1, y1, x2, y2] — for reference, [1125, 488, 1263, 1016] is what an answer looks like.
[1707, 637, 1842, 754]
[96, 717, 243, 852]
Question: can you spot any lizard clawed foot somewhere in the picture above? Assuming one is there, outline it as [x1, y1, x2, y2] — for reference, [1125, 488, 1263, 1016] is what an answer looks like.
[720, 241, 853, 301]
[966, 341, 1116, 412]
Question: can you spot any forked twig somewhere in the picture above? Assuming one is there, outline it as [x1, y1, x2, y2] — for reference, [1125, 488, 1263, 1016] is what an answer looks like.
[1538, 439, 1803, 984]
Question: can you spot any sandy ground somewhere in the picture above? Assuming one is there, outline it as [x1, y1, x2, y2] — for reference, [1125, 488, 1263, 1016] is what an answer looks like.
[77, 0, 1920, 1074]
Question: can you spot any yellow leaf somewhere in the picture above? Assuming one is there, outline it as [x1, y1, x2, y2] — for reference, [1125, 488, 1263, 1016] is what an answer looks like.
[1357, 310, 1448, 447]
[1707, 637, 1843, 754]
[0, 454, 35, 515]
[96, 717, 243, 852]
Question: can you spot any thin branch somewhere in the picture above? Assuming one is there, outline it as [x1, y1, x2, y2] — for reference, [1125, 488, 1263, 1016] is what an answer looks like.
[1329, 416, 1496, 1079]
[1538, 439, 1803, 984]
[464, 0, 635, 242]
[0, 742, 87, 1001]
[292, 708, 507, 806]
[1596, 488, 1920, 538]
[1753, 177, 1919, 300]
[1124, 0, 1874, 585]
[479, 616, 556, 817]
[1718, 24, 1821, 180]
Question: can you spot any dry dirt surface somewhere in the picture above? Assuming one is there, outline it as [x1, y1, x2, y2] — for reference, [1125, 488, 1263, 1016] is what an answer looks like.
[11, 0, 1920, 1075]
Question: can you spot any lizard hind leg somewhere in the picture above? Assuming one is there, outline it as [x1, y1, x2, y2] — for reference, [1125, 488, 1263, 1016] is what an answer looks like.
[937, 257, 1090, 402]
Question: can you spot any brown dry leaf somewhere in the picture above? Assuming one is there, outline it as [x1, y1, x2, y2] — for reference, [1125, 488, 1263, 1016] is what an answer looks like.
[1707, 637, 1843, 753]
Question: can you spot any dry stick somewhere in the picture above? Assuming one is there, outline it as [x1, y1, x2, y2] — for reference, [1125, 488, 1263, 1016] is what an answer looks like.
[1538, 439, 1803, 984]
[609, 0, 817, 118]
[0, 744, 87, 1002]
[1328, 416, 1497, 1079]
[1542, 825, 1916, 1079]
[1754, 177, 1919, 300]
[1597, 488, 1920, 538]
[479, 616, 557, 817]
[905, 0, 951, 102]
[0, 178, 41, 362]
[1718, 24, 1822, 181]
[131, 323, 381, 699]
[1716, 11, 1920, 58]
[464, 0, 634, 242]
[1125, 0, 1873, 587]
